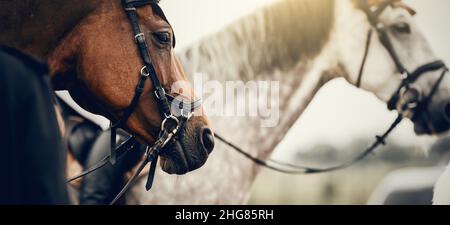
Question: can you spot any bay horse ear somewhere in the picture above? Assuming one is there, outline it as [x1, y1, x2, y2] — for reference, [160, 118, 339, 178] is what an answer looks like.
[356, 0, 417, 16]
[149, 3, 176, 47]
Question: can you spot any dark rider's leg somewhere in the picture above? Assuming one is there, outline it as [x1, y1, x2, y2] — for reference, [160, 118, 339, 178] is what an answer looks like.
[0, 46, 70, 204]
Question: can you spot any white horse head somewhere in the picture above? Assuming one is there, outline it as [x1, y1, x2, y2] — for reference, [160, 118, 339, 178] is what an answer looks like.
[336, 0, 450, 134]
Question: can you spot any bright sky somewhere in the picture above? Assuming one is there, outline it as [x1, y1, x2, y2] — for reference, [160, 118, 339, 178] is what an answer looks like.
[159, 0, 450, 159]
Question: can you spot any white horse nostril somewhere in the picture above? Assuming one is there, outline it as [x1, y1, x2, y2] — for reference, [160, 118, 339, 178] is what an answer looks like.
[444, 102, 450, 123]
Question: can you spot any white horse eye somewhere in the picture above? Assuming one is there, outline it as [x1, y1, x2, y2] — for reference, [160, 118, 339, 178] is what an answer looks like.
[390, 22, 411, 34]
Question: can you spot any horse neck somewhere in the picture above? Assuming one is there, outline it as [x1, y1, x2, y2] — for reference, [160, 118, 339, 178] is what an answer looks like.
[0, 0, 102, 58]
[179, 0, 338, 158]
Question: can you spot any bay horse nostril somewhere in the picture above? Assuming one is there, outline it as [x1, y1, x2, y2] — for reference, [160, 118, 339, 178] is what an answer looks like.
[200, 127, 215, 154]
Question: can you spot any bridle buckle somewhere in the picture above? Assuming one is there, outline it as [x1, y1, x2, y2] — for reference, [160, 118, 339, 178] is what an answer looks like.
[140, 66, 150, 77]
[180, 108, 194, 119]
[135, 33, 145, 44]
[124, 7, 137, 11]
[400, 71, 409, 80]
[161, 114, 180, 135]
[154, 87, 166, 100]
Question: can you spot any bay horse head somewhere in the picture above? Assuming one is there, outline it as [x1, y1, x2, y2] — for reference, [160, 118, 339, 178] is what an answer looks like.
[49, 0, 214, 175]
[340, 0, 450, 135]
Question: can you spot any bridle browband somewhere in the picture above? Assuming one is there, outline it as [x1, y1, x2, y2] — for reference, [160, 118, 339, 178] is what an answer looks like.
[215, 0, 448, 174]
[67, 0, 201, 205]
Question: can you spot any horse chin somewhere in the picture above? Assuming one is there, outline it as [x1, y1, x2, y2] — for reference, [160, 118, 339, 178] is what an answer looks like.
[159, 140, 190, 175]
[157, 124, 212, 175]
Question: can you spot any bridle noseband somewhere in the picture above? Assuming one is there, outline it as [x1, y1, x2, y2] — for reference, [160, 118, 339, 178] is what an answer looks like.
[67, 0, 202, 205]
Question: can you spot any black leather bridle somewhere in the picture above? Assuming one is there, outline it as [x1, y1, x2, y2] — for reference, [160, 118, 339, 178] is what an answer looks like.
[355, 0, 447, 119]
[216, 0, 448, 174]
[67, 0, 202, 205]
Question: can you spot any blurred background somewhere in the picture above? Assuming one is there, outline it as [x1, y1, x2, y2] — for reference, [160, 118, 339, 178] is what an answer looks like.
[159, 0, 450, 204]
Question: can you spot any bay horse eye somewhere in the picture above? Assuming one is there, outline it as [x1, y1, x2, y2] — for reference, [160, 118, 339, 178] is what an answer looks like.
[153, 32, 171, 45]
[391, 22, 411, 34]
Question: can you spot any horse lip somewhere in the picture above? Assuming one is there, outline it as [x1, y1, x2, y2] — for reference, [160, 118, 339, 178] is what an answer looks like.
[160, 140, 190, 175]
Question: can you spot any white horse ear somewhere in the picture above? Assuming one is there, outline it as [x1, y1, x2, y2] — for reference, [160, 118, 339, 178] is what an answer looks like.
[367, 0, 383, 6]
[365, 0, 416, 16]
[393, 1, 417, 16]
